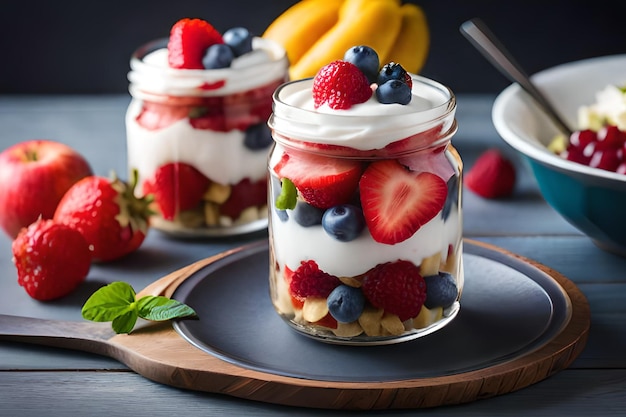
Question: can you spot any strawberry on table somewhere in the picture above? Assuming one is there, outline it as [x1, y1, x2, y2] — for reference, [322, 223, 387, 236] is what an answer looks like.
[312, 60, 372, 110]
[143, 162, 210, 221]
[465, 148, 516, 198]
[273, 150, 362, 209]
[12, 218, 91, 300]
[359, 160, 447, 245]
[168, 18, 224, 69]
[54, 172, 152, 262]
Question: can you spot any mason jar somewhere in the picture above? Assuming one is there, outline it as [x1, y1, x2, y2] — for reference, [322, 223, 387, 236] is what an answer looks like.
[125, 37, 288, 236]
[267, 76, 462, 345]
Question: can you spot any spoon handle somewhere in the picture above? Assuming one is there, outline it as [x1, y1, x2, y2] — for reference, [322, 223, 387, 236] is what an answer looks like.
[460, 18, 573, 137]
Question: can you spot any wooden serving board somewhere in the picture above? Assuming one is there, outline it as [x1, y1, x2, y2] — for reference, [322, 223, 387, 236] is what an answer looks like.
[0, 239, 590, 410]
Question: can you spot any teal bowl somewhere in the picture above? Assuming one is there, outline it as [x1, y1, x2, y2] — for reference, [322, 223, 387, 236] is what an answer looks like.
[492, 54, 626, 256]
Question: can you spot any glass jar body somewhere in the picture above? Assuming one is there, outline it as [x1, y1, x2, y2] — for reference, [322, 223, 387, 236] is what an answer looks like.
[267, 77, 463, 345]
[125, 38, 288, 236]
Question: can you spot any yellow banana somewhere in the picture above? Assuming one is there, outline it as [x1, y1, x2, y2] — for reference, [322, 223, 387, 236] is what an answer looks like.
[290, 0, 402, 80]
[262, 0, 344, 67]
[339, 0, 400, 20]
[382, 3, 429, 74]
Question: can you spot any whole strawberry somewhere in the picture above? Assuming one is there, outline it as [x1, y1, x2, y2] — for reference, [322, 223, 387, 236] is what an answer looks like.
[312, 60, 372, 110]
[362, 260, 426, 321]
[168, 18, 224, 69]
[12, 218, 91, 300]
[465, 148, 516, 198]
[54, 172, 152, 262]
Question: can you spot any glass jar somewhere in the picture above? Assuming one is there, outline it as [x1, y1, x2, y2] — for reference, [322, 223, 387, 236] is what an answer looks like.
[267, 76, 462, 345]
[125, 37, 288, 236]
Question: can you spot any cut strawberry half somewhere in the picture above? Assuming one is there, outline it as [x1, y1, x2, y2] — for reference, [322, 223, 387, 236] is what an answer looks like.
[219, 177, 267, 220]
[359, 160, 447, 245]
[135, 102, 191, 131]
[168, 18, 224, 69]
[143, 162, 210, 220]
[273, 150, 363, 209]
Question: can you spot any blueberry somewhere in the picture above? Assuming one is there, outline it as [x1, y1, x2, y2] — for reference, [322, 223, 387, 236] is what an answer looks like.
[293, 202, 324, 227]
[377, 62, 409, 85]
[327, 285, 365, 323]
[202, 43, 234, 69]
[442, 175, 459, 221]
[223, 27, 253, 57]
[322, 204, 365, 242]
[343, 45, 379, 84]
[244, 123, 273, 150]
[424, 272, 458, 309]
[376, 79, 412, 105]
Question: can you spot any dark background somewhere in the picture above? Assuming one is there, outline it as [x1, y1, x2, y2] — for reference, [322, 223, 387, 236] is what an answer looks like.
[1, 0, 624, 95]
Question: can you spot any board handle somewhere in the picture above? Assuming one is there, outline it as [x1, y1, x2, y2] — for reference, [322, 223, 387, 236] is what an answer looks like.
[0, 314, 115, 356]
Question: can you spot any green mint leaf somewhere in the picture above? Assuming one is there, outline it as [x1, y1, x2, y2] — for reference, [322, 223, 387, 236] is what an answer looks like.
[81, 282, 136, 322]
[82, 281, 198, 334]
[137, 296, 197, 321]
[112, 310, 139, 334]
[275, 178, 297, 210]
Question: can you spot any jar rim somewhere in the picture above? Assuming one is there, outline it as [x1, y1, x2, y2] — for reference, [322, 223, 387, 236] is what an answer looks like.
[269, 76, 457, 155]
[128, 37, 288, 97]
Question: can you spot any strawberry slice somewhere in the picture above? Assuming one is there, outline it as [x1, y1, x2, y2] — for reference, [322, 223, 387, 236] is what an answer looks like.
[168, 18, 224, 69]
[136, 102, 191, 131]
[359, 160, 447, 245]
[273, 150, 362, 209]
[143, 162, 210, 220]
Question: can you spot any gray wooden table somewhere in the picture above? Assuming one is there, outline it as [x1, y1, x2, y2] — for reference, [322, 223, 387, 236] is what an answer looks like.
[1, 94, 625, 416]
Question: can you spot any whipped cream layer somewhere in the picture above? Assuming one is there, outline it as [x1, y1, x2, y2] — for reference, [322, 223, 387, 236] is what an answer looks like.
[269, 77, 456, 150]
[125, 100, 268, 186]
[271, 204, 460, 278]
[128, 37, 288, 97]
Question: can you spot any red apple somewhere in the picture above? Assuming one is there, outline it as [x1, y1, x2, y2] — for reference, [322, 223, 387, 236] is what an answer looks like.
[0, 140, 93, 238]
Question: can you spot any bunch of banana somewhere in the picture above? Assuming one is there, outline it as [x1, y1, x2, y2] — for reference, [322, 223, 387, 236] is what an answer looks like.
[263, 0, 429, 80]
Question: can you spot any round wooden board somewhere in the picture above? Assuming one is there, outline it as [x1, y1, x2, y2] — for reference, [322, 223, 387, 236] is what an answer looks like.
[0, 239, 590, 410]
[110, 238, 590, 410]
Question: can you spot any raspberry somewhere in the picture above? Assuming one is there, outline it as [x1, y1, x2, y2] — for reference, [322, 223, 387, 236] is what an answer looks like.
[289, 260, 340, 299]
[362, 260, 426, 321]
[312, 60, 372, 110]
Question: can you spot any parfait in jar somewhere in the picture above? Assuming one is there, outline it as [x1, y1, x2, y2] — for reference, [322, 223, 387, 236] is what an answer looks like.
[268, 46, 462, 345]
[126, 18, 288, 236]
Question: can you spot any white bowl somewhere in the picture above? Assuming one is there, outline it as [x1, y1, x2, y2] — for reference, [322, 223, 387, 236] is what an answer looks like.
[492, 54, 626, 256]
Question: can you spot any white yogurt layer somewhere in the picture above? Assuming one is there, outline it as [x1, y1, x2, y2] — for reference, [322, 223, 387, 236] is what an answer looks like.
[271, 205, 460, 277]
[269, 76, 456, 150]
[578, 84, 626, 131]
[125, 99, 268, 186]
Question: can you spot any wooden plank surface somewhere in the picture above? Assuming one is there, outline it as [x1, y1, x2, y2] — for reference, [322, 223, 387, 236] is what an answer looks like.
[0, 95, 625, 415]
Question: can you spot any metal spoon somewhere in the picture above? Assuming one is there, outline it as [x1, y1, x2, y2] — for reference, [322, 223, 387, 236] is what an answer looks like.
[460, 18, 573, 137]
